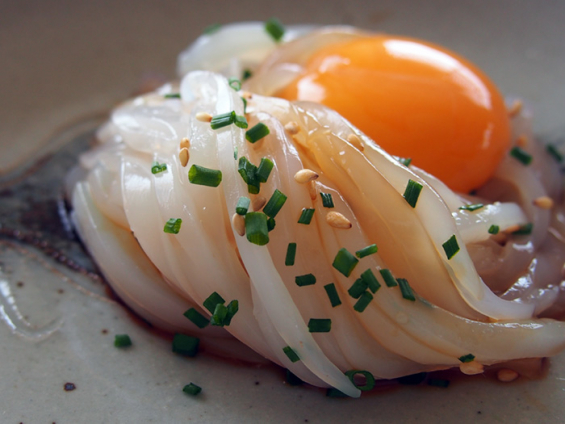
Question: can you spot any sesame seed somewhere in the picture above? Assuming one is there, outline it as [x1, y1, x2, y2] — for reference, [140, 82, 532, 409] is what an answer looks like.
[180, 137, 190, 149]
[241, 91, 252, 99]
[347, 133, 364, 151]
[252, 195, 267, 211]
[459, 361, 484, 375]
[308, 181, 317, 200]
[497, 369, 519, 383]
[516, 134, 528, 147]
[294, 169, 318, 184]
[285, 121, 300, 135]
[533, 196, 554, 209]
[326, 211, 352, 229]
[232, 213, 245, 236]
[179, 148, 190, 167]
[508, 100, 523, 117]
[195, 112, 213, 122]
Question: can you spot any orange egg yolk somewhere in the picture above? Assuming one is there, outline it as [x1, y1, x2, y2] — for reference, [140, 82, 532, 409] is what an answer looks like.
[275, 35, 511, 193]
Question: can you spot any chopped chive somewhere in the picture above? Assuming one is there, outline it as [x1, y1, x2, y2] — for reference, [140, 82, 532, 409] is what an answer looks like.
[267, 217, 276, 232]
[295, 273, 316, 287]
[398, 372, 427, 385]
[223, 300, 239, 326]
[488, 224, 500, 235]
[256, 157, 274, 182]
[203, 23, 221, 34]
[210, 111, 235, 129]
[353, 291, 373, 312]
[403, 179, 423, 208]
[265, 17, 285, 42]
[182, 383, 202, 396]
[263, 189, 287, 218]
[345, 370, 376, 391]
[246, 122, 270, 143]
[245, 212, 269, 245]
[308, 318, 331, 333]
[347, 278, 368, 299]
[247, 183, 260, 195]
[228, 77, 242, 91]
[203, 291, 225, 314]
[188, 164, 222, 187]
[172, 334, 199, 357]
[285, 369, 303, 386]
[282, 346, 300, 363]
[285, 242, 297, 266]
[236, 196, 250, 215]
[428, 378, 450, 388]
[355, 244, 378, 258]
[361, 269, 381, 293]
[238, 156, 257, 183]
[513, 223, 533, 235]
[397, 278, 416, 301]
[241, 97, 247, 114]
[398, 157, 412, 167]
[164, 93, 181, 99]
[326, 388, 348, 398]
[510, 146, 533, 165]
[547, 144, 563, 163]
[183, 308, 209, 329]
[320, 192, 334, 208]
[324, 283, 342, 307]
[234, 114, 248, 129]
[297, 208, 315, 224]
[459, 203, 484, 212]
[442, 235, 460, 260]
[379, 269, 398, 287]
[332, 248, 359, 277]
[151, 161, 167, 174]
[164, 218, 182, 234]
[210, 303, 228, 326]
[114, 334, 132, 348]
[242, 68, 253, 81]
[458, 353, 475, 363]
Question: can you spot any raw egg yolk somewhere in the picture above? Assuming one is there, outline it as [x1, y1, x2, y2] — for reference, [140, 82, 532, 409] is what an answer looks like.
[275, 35, 511, 193]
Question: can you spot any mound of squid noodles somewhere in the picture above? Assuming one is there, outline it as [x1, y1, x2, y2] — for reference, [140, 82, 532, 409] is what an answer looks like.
[68, 24, 565, 398]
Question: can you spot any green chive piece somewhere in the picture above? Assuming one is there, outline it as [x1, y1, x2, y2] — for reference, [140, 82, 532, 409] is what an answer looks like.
[397, 278, 416, 301]
[241, 97, 247, 114]
[298, 208, 315, 224]
[242, 68, 253, 81]
[210, 303, 228, 326]
[238, 156, 257, 183]
[332, 248, 359, 277]
[345, 370, 376, 391]
[442, 235, 460, 260]
[246, 122, 270, 144]
[245, 212, 269, 245]
[459, 203, 484, 212]
[546, 144, 563, 163]
[398, 372, 427, 385]
[256, 157, 274, 182]
[282, 346, 300, 363]
[285, 369, 303, 386]
[114, 334, 132, 348]
[353, 291, 373, 312]
[228, 77, 242, 91]
[320, 192, 334, 208]
[188, 164, 222, 187]
[183, 308, 209, 329]
[398, 157, 412, 167]
[326, 388, 348, 398]
[172, 333, 199, 357]
[458, 353, 475, 363]
[403, 179, 423, 208]
[210, 111, 235, 129]
[488, 224, 500, 235]
[265, 17, 285, 42]
[513, 223, 533, 235]
[263, 189, 287, 218]
[295, 273, 316, 287]
[164, 218, 182, 234]
[361, 269, 381, 293]
[234, 114, 248, 129]
[236, 196, 251, 215]
[308, 318, 331, 333]
[324, 283, 342, 307]
[428, 378, 450, 388]
[182, 383, 202, 396]
[203, 291, 225, 314]
[355, 244, 378, 258]
[151, 161, 167, 174]
[164, 93, 181, 99]
[510, 146, 533, 165]
[379, 269, 398, 287]
[285, 242, 297, 266]
[347, 278, 368, 299]
[267, 217, 276, 232]
[203, 23, 221, 34]
[223, 300, 239, 326]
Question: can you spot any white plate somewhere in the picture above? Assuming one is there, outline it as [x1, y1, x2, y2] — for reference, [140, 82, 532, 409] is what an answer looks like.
[1, 1, 564, 422]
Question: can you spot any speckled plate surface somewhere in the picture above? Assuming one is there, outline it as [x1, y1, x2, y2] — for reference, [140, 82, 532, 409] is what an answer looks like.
[2, 1, 565, 423]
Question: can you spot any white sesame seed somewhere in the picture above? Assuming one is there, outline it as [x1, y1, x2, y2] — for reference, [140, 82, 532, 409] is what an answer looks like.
[252, 195, 267, 212]
[232, 213, 245, 236]
[516, 134, 528, 147]
[533, 196, 554, 209]
[508, 100, 523, 117]
[294, 169, 318, 184]
[285, 121, 300, 135]
[179, 148, 189, 167]
[241, 91, 252, 99]
[308, 181, 317, 200]
[497, 369, 519, 382]
[196, 112, 212, 122]
[180, 137, 190, 149]
[326, 211, 352, 229]
[347, 133, 364, 151]
[459, 361, 484, 375]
